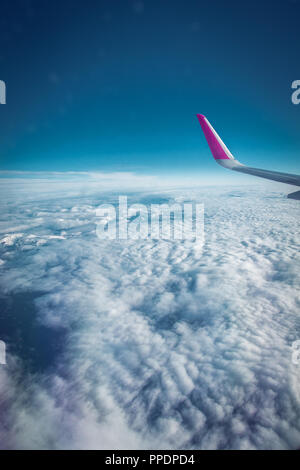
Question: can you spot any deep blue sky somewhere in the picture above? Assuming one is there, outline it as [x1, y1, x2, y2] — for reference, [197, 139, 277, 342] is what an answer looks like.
[0, 0, 299, 177]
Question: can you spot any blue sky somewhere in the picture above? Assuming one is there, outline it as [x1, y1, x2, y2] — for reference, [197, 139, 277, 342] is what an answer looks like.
[0, 0, 299, 178]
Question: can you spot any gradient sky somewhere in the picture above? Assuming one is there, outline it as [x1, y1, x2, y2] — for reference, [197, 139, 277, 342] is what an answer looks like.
[0, 0, 299, 178]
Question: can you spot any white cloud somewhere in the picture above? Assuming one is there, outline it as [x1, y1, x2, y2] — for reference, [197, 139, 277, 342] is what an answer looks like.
[0, 177, 300, 449]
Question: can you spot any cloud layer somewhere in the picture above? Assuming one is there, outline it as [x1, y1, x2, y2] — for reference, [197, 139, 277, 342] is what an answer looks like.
[0, 177, 300, 449]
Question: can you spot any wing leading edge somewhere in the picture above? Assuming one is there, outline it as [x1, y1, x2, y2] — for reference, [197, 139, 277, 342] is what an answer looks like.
[196, 114, 300, 190]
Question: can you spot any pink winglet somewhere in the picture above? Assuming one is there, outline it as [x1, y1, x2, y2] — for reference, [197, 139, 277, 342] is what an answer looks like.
[197, 114, 231, 159]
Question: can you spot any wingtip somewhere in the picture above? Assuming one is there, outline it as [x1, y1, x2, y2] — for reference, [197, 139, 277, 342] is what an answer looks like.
[196, 114, 233, 160]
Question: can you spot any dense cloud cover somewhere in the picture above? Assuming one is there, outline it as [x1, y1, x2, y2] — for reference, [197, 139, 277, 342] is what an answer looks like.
[0, 175, 300, 449]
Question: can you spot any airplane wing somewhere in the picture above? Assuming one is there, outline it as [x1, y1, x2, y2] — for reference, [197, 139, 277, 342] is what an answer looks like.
[197, 114, 300, 198]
